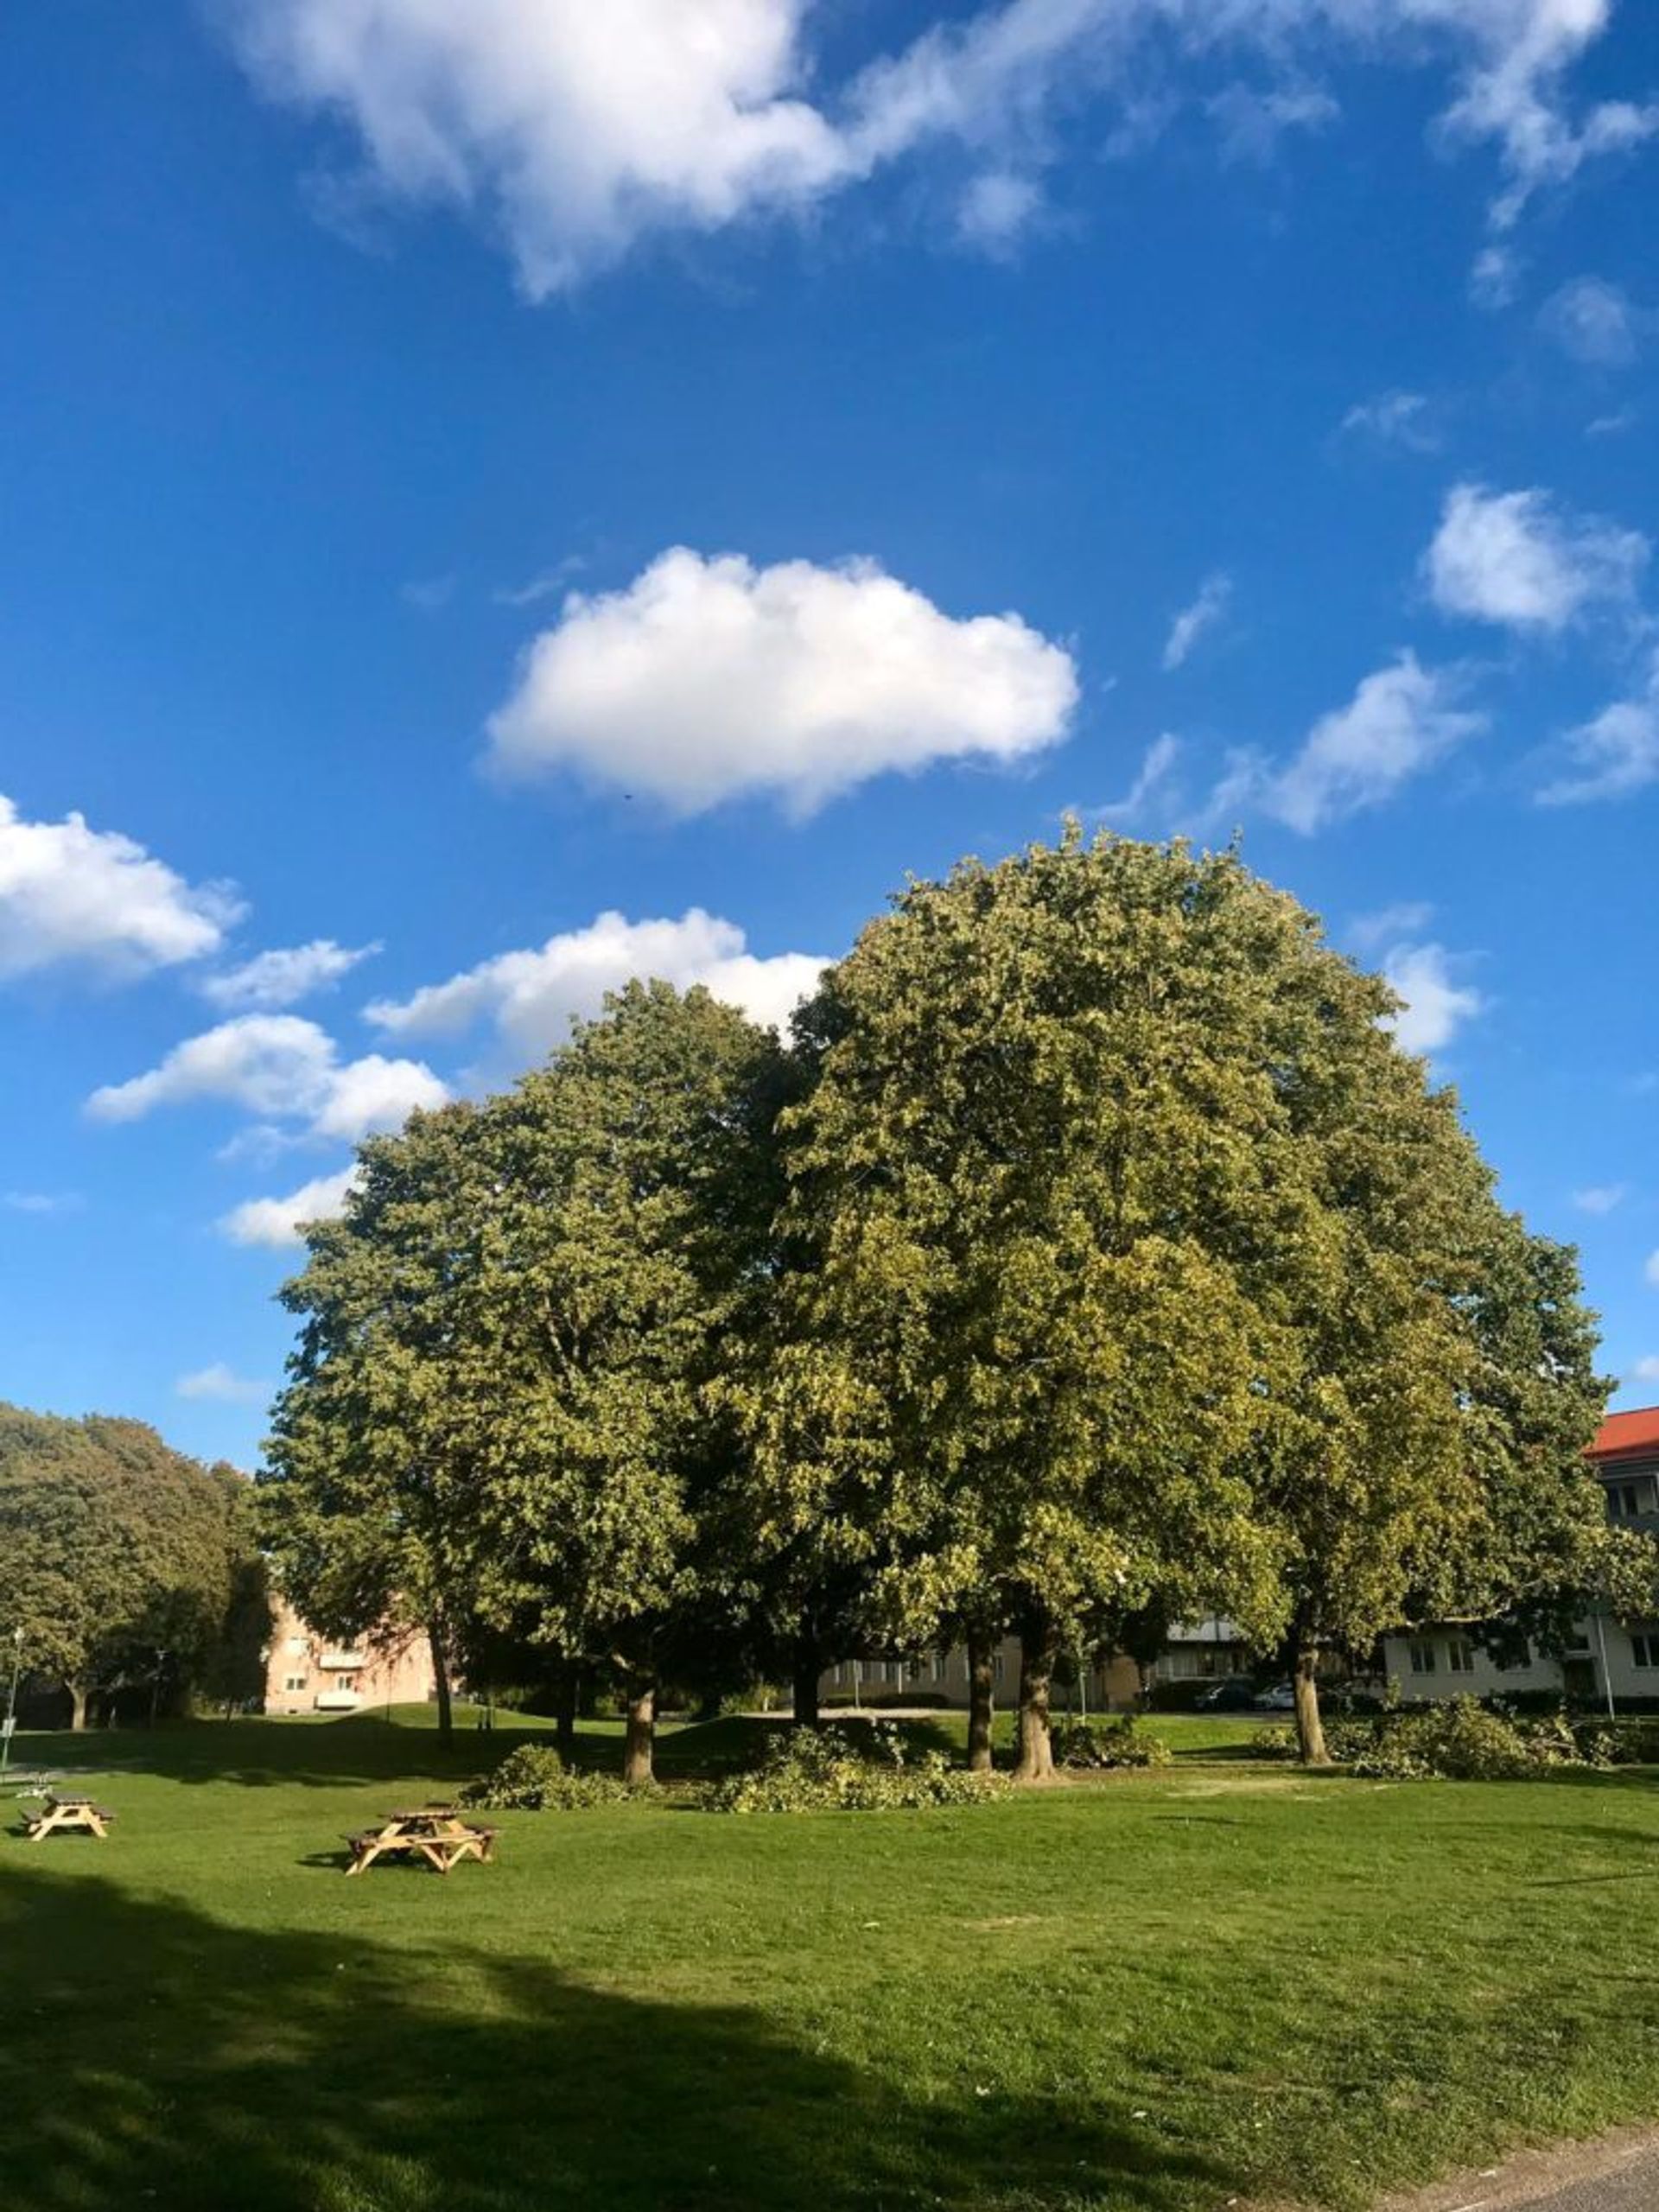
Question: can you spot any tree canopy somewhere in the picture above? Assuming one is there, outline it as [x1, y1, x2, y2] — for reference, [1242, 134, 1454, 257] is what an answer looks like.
[258, 832, 1621, 1776]
[0, 1403, 262, 1727]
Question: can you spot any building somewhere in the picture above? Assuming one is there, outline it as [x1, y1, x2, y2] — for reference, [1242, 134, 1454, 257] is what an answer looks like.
[818, 1637, 1143, 1713]
[1379, 1405, 1659, 1710]
[263, 1599, 438, 1716]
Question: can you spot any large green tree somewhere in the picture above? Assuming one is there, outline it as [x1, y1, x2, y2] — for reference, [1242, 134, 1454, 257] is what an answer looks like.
[741, 834, 1302, 1779]
[264, 1098, 497, 1737]
[264, 983, 790, 1780]
[456, 982, 789, 1783]
[0, 1405, 260, 1727]
[741, 830, 1613, 1774]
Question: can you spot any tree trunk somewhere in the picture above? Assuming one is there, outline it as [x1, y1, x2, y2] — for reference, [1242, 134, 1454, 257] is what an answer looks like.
[1014, 1609, 1057, 1783]
[791, 1632, 820, 1729]
[68, 1681, 88, 1733]
[429, 1619, 454, 1741]
[1294, 1643, 1329, 1766]
[623, 1680, 656, 1788]
[555, 1662, 578, 1764]
[966, 1625, 995, 1773]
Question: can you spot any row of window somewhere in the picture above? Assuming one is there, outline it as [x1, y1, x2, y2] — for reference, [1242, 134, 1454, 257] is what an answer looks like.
[1408, 1630, 1659, 1674]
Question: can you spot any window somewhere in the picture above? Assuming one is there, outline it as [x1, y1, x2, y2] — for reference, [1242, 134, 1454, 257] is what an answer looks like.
[335, 1673, 358, 1692]
[1630, 1630, 1659, 1671]
[1609, 1483, 1643, 1520]
[1446, 1640, 1475, 1675]
[286, 1636, 308, 1656]
[283, 1675, 306, 1692]
[1408, 1641, 1437, 1675]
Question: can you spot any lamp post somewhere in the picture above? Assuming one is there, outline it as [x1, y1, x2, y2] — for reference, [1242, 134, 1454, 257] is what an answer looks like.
[1, 1629, 25, 1782]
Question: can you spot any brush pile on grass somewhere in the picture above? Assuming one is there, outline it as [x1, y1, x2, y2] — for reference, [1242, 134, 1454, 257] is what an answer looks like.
[709, 1724, 1009, 1813]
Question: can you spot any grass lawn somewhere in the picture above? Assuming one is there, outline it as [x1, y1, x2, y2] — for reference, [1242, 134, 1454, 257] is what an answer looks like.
[4, 1712, 1657, 2212]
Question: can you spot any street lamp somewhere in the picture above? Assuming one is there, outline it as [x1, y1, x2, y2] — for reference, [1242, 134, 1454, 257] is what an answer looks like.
[1, 1629, 25, 1782]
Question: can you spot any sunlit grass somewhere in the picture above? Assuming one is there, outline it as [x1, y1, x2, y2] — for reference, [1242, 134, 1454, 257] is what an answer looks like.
[3, 1712, 1656, 2210]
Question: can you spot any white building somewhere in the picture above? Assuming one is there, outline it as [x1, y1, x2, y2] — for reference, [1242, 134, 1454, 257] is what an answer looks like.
[1380, 1406, 1659, 1710]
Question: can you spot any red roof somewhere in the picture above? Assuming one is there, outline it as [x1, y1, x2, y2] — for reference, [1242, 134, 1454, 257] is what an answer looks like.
[1592, 1406, 1659, 1465]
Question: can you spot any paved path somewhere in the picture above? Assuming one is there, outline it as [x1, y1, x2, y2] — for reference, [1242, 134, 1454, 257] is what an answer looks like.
[1371, 2129, 1659, 2212]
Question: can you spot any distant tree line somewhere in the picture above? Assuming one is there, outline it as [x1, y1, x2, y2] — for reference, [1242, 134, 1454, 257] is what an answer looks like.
[259, 833, 1649, 1776]
[0, 1404, 268, 1728]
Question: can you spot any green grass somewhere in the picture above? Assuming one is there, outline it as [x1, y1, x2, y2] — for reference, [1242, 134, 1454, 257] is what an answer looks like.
[4, 1714, 1657, 2212]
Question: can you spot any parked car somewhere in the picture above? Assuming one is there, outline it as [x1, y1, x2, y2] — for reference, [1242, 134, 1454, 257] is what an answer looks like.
[1194, 1678, 1259, 1711]
[1251, 1681, 1297, 1712]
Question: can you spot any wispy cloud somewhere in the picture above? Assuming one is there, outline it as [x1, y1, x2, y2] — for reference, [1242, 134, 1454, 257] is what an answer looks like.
[1350, 901, 1435, 951]
[3, 1190, 82, 1217]
[176, 1363, 269, 1406]
[1162, 574, 1232, 672]
[1535, 652, 1659, 807]
[1339, 390, 1440, 454]
[401, 575, 456, 613]
[1087, 734, 1182, 825]
[1226, 652, 1484, 836]
[1573, 1184, 1630, 1217]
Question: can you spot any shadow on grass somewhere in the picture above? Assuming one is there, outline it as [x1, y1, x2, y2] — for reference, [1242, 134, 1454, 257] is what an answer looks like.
[2, 1868, 1223, 2212]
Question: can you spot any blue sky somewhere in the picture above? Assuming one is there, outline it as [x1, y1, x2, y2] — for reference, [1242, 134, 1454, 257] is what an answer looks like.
[3, 0, 1658, 1468]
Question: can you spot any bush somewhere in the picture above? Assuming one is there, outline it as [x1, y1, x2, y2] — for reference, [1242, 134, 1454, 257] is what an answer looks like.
[1250, 1723, 1299, 1761]
[1349, 1698, 1587, 1782]
[459, 1742, 634, 1811]
[1053, 1716, 1171, 1770]
[1571, 1715, 1659, 1766]
[708, 1724, 1009, 1813]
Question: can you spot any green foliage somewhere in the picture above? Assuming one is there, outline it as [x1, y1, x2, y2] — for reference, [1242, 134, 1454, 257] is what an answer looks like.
[1573, 1715, 1659, 1766]
[1052, 1715, 1172, 1769]
[1348, 1698, 1588, 1781]
[0, 1402, 264, 1716]
[709, 1724, 1010, 1812]
[458, 1742, 632, 1811]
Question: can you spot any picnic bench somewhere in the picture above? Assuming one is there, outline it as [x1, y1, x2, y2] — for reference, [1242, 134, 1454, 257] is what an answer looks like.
[344, 1805, 497, 1877]
[24, 1794, 115, 1841]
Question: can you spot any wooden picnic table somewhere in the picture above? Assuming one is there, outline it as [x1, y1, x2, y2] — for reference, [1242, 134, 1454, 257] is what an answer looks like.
[24, 1793, 115, 1842]
[344, 1804, 497, 1877]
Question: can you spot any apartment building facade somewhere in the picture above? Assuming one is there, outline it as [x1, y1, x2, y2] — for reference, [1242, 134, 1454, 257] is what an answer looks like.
[1379, 1404, 1659, 1708]
[262, 1599, 438, 1716]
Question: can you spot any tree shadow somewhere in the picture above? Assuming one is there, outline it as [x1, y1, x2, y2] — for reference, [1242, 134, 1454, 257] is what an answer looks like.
[2, 1867, 1224, 2212]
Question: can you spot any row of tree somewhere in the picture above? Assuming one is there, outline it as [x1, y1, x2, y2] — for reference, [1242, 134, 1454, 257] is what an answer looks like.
[0, 1403, 268, 1727]
[262, 833, 1649, 1777]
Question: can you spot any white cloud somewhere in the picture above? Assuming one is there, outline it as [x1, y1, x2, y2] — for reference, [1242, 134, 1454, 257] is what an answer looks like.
[486, 548, 1077, 817]
[1586, 406, 1637, 438]
[1256, 652, 1485, 835]
[1339, 390, 1440, 453]
[1469, 242, 1523, 309]
[3, 1191, 81, 1217]
[1535, 652, 1659, 805]
[493, 558, 587, 608]
[1540, 276, 1642, 365]
[1350, 900, 1436, 950]
[0, 794, 240, 982]
[1206, 82, 1338, 164]
[1647, 1250, 1659, 1290]
[176, 1363, 269, 1405]
[957, 170, 1044, 252]
[1425, 481, 1649, 632]
[1162, 574, 1232, 671]
[401, 574, 456, 613]
[1573, 1183, 1630, 1215]
[200, 938, 380, 1012]
[220, 1168, 359, 1250]
[87, 1014, 447, 1142]
[1381, 941, 1484, 1056]
[368, 907, 829, 1063]
[1633, 1354, 1659, 1382]
[222, 1, 1649, 292]
[1089, 734, 1182, 823]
